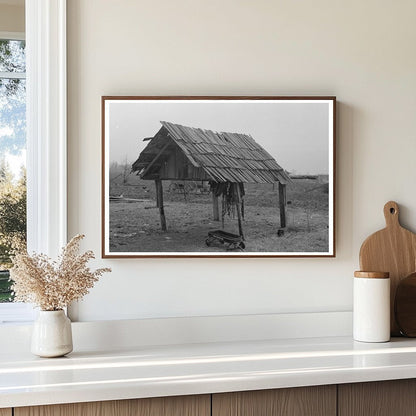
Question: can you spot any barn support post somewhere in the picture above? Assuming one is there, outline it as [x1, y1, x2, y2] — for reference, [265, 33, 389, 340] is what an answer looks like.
[212, 192, 220, 221]
[278, 182, 287, 229]
[221, 194, 225, 229]
[234, 183, 245, 240]
[241, 193, 245, 220]
[155, 179, 167, 231]
[155, 180, 160, 208]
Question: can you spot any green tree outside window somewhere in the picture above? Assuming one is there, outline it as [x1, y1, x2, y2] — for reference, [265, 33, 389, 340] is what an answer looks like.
[0, 38, 27, 302]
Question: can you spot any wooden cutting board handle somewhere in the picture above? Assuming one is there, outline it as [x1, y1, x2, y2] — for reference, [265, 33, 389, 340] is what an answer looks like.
[359, 201, 416, 336]
[383, 201, 400, 228]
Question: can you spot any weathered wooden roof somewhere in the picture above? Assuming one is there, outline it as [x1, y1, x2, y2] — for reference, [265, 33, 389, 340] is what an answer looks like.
[132, 121, 291, 184]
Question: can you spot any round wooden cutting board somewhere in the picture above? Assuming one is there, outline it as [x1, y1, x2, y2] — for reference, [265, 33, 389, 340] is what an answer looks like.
[395, 272, 416, 337]
[359, 201, 416, 336]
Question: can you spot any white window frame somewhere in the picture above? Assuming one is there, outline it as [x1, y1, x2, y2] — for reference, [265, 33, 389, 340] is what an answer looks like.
[0, 0, 67, 324]
[26, 0, 67, 256]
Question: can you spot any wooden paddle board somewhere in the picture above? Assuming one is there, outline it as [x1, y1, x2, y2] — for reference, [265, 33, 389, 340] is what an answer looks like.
[359, 201, 416, 336]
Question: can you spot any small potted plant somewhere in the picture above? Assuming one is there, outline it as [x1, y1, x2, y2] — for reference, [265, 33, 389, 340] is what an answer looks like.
[10, 234, 111, 357]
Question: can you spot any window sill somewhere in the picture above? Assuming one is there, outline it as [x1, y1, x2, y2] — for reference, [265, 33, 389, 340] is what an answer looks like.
[0, 303, 36, 324]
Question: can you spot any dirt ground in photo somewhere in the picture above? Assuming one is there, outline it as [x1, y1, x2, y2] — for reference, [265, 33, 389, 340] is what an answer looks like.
[109, 174, 330, 253]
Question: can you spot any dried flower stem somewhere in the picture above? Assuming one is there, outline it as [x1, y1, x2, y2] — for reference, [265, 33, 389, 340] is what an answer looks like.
[10, 235, 111, 310]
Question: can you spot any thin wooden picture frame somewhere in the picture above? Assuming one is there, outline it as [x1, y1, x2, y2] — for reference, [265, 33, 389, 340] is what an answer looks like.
[102, 96, 336, 258]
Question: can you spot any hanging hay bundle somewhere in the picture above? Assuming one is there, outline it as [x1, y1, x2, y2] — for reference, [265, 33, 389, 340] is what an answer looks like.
[210, 182, 245, 228]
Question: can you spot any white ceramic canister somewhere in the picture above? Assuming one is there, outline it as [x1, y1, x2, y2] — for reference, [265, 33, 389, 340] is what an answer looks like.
[353, 271, 390, 343]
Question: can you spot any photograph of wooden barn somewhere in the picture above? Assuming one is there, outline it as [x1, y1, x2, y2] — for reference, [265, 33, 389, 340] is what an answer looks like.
[131, 121, 292, 249]
[103, 97, 334, 256]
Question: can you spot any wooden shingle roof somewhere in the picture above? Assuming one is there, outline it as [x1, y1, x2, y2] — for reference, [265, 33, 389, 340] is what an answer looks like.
[133, 121, 291, 184]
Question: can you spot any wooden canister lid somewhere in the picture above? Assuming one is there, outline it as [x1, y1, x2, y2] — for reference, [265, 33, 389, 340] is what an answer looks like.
[354, 271, 389, 279]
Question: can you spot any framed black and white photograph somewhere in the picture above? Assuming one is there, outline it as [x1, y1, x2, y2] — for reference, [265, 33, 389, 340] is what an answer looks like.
[102, 96, 336, 258]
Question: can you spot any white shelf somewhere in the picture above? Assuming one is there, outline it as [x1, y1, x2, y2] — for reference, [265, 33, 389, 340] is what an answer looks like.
[2, 335, 416, 408]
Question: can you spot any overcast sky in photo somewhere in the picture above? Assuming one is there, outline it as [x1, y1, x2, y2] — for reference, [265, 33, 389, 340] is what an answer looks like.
[108, 100, 331, 175]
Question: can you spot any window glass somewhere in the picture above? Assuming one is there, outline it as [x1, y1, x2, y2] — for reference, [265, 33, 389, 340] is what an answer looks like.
[0, 39, 26, 303]
[0, 39, 26, 72]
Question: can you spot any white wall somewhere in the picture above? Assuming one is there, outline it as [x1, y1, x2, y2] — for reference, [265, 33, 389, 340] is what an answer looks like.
[67, 0, 416, 322]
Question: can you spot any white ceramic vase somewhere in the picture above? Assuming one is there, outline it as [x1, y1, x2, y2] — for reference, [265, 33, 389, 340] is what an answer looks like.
[31, 310, 73, 357]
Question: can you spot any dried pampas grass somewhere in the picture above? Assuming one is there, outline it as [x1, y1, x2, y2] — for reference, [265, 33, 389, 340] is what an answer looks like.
[10, 234, 111, 311]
